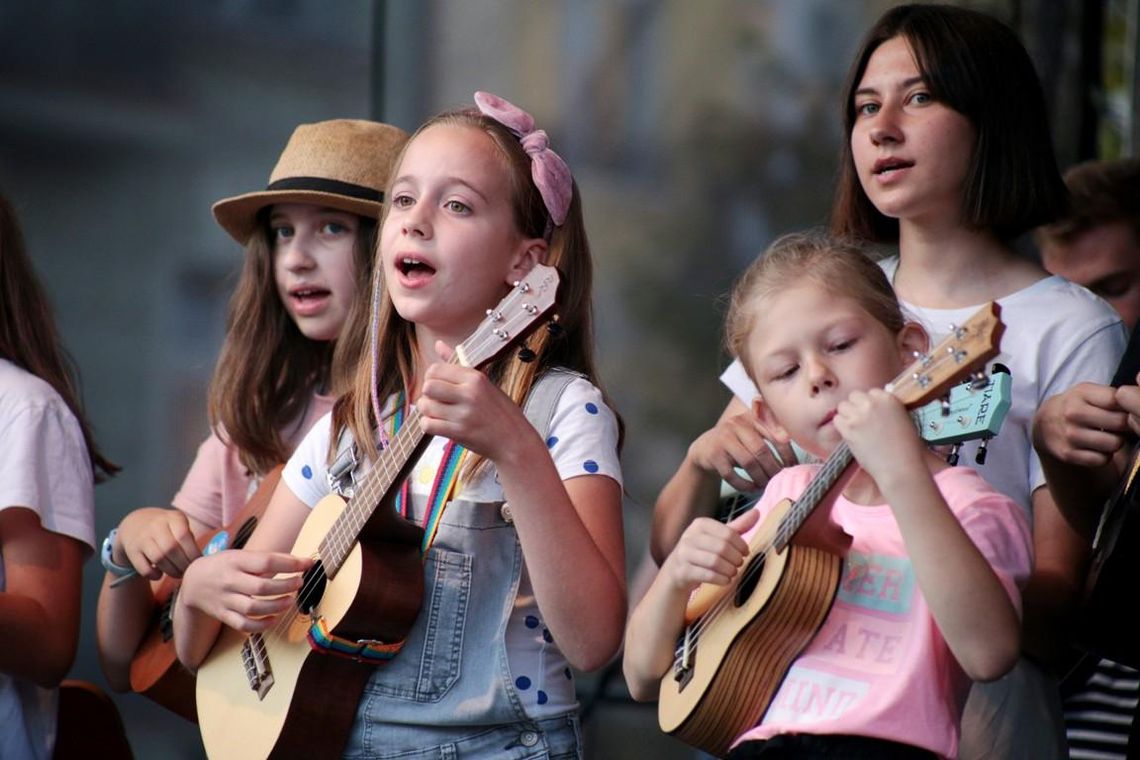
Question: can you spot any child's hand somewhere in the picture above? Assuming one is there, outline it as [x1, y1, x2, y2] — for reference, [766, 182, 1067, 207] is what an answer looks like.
[689, 410, 795, 492]
[1033, 382, 1129, 468]
[116, 507, 202, 580]
[835, 388, 923, 484]
[416, 341, 532, 461]
[661, 509, 760, 594]
[179, 550, 312, 633]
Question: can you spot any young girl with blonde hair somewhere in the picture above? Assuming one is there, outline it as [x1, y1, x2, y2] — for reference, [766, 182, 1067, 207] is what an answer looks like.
[175, 93, 624, 758]
[625, 232, 1032, 759]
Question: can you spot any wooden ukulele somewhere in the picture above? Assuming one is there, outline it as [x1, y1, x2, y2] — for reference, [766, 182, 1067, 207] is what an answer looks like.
[717, 370, 1013, 524]
[128, 464, 284, 722]
[657, 302, 1004, 758]
[194, 264, 560, 760]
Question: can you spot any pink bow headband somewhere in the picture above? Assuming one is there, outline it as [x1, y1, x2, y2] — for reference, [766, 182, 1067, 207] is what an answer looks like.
[474, 91, 572, 229]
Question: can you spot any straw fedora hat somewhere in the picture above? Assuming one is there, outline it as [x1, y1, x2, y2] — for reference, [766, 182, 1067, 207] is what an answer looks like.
[212, 119, 409, 245]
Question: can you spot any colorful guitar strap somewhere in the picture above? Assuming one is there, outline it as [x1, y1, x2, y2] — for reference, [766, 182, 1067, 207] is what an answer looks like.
[386, 370, 580, 553]
[309, 395, 467, 663]
[311, 371, 578, 663]
[386, 393, 469, 557]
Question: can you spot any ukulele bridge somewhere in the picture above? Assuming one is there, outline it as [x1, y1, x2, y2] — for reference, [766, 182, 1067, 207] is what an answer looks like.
[240, 632, 275, 699]
[672, 627, 695, 691]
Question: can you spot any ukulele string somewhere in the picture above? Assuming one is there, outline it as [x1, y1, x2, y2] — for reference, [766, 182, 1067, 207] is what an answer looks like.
[255, 411, 426, 652]
[255, 385, 437, 652]
[668, 330, 987, 668]
[250, 322, 526, 653]
[666, 335, 978, 664]
[670, 442, 853, 662]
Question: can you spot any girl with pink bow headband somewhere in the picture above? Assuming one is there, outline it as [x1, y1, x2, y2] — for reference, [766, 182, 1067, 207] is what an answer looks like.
[174, 92, 625, 759]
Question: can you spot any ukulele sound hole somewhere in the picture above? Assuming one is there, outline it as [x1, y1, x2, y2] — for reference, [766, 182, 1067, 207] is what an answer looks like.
[297, 560, 327, 614]
[734, 554, 766, 607]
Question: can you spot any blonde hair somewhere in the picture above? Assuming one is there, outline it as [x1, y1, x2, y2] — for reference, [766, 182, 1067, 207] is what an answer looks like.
[726, 231, 903, 383]
[333, 106, 620, 472]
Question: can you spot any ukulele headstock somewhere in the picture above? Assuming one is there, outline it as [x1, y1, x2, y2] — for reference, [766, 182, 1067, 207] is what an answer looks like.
[888, 302, 1004, 410]
[454, 263, 560, 369]
[914, 368, 1012, 446]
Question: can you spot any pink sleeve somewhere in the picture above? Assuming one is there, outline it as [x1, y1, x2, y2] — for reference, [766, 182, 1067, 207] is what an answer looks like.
[171, 395, 335, 529]
[947, 472, 1034, 615]
[170, 432, 255, 530]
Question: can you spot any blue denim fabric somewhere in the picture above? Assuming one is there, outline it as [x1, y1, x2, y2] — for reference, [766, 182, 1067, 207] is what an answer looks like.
[342, 499, 579, 758]
[343, 714, 581, 759]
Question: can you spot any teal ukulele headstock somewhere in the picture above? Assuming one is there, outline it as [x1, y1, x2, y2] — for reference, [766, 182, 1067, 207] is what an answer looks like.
[913, 369, 1012, 446]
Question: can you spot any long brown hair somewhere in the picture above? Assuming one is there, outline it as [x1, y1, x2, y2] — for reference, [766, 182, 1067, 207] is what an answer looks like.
[334, 106, 620, 472]
[830, 3, 1067, 243]
[208, 213, 377, 476]
[0, 193, 119, 481]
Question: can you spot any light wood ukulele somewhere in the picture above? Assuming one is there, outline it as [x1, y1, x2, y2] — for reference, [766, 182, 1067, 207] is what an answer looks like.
[657, 302, 1004, 758]
[194, 264, 560, 760]
[128, 465, 284, 722]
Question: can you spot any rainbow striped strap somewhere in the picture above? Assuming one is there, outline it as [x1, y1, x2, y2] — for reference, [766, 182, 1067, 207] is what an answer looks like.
[386, 396, 410, 518]
[384, 392, 467, 555]
[306, 617, 406, 663]
[419, 440, 467, 556]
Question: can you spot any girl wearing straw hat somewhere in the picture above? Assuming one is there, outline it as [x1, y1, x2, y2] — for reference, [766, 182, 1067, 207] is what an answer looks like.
[95, 119, 408, 696]
[1, 191, 119, 760]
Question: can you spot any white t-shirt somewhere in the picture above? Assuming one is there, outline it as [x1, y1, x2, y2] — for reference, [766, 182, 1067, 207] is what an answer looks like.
[0, 358, 96, 760]
[880, 259, 1126, 512]
[283, 375, 622, 719]
[722, 262, 1127, 514]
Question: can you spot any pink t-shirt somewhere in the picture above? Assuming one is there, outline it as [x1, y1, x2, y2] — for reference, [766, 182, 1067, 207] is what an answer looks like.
[172, 392, 334, 529]
[732, 464, 1032, 758]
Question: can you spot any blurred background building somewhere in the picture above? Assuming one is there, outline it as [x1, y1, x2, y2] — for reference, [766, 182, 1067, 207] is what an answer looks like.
[0, 0, 1135, 757]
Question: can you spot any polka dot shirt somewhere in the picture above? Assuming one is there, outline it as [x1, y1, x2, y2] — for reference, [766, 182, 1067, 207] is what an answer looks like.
[282, 376, 621, 719]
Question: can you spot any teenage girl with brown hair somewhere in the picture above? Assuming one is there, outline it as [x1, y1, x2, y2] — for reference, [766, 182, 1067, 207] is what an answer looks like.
[95, 119, 408, 692]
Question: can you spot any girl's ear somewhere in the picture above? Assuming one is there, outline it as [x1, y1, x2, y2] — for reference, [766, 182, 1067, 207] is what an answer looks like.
[751, 396, 790, 444]
[896, 322, 929, 364]
[505, 238, 548, 284]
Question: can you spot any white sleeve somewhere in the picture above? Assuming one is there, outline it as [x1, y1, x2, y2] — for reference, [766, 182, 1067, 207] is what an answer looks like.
[0, 402, 95, 549]
[720, 359, 759, 405]
[544, 378, 622, 487]
[281, 411, 336, 508]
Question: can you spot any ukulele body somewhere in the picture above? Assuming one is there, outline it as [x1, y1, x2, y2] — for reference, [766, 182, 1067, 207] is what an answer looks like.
[659, 497, 841, 757]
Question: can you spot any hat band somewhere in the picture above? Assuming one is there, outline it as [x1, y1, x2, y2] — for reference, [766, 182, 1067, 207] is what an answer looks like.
[265, 176, 383, 202]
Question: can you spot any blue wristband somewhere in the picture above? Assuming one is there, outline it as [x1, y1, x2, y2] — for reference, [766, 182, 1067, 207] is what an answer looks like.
[100, 528, 138, 581]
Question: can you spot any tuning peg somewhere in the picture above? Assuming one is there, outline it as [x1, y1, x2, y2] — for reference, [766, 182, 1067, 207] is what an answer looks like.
[970, 371, 989, 390]
[546, 315, 563, 337]
[975, 437, 990, 465]
[940, 396, 951, 416]
[517, 347, 536, 363]
[947, 443, 961, 466]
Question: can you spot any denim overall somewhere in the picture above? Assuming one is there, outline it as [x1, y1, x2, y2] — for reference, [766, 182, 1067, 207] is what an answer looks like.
[340, 372, 582, 759]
